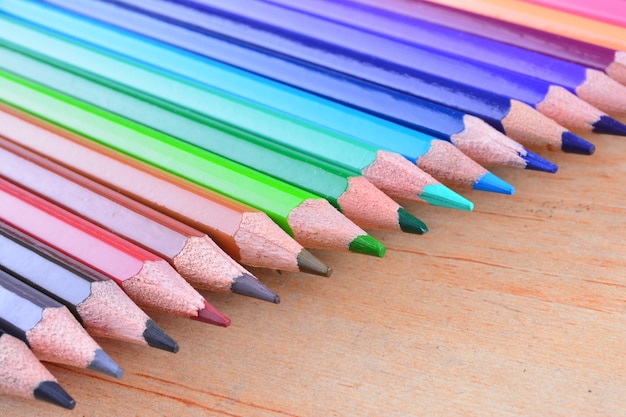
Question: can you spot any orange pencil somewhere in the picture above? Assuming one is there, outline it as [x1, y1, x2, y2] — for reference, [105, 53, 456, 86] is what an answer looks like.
[423, 0, 626, 52]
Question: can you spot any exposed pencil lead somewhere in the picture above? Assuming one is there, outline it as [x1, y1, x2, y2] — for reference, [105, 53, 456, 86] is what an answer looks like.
[522, 150, 558, 173]
[592, 115, 626, 136]
[231, 273, 280, 304]
[297, 249, 332, 277]
[348, 235, 386, 258]
[420, 184, 474, 211]
[560, 131, 596, 155]
[397, 208, 428, 235]
[473, 173, 515, 195]
[193, 300, 231, 327]
[88, 349, 124, 379]
[143, 319, 179, 353]
[33, 381, 76, 410]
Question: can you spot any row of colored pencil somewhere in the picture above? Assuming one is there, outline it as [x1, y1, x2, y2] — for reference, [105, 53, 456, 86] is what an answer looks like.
[0, 0, 623, 410]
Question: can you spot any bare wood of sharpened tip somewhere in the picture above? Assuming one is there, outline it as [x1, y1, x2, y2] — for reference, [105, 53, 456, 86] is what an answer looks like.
[0, 105, 330, 277]
[0, 178, 230, 327]
[0, 222, 179, 353]
[0, 268, 123, 379]
[501, 100, 596, 154]
[0, 140, 279, 304]
[0, 330, 75, 409]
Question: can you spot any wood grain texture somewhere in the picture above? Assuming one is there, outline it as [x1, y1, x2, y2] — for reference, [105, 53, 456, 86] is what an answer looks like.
[1, 130, 625, 416]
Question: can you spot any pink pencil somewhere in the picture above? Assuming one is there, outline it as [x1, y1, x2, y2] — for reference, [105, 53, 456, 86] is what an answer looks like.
[523, 0, 626, 28]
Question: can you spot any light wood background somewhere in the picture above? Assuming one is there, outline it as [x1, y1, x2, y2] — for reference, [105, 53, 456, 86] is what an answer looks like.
[2, 129, 625, 416]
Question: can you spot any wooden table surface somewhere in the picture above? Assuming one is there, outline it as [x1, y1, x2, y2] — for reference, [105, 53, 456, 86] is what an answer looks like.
[2, 129, 625, 416]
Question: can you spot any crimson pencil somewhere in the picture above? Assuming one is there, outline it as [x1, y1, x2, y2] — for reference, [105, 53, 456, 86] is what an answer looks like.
[0, 222, 179, 352]
[0, 104, 330, 276]
[0, 268, 123, 378]
[352, 0, 626, 87]
[0, 329, 75, 409]
[0, 178, 230, 327]
[0, 140, 279, 303]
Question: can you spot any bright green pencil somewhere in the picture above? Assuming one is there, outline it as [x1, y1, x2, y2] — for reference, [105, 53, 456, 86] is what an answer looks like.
[0, 44, 426, 235]
[0, 13, 474, 209]
[0, 68, 385, 257]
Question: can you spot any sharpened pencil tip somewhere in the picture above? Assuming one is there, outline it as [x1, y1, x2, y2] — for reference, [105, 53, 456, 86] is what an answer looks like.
[231, 273, 280, 304]
[420, 184, 473, 211]
[33, 381, 76, 410]
[89, 349, 124, 379]
[349, 235, 386, 257]
[561, 132, 595, 155]
[193, 300, 231, 327]
[296, 249, 332, 277]
[397, 207, 428, 235]
[473, 172, 515, 195]
[521, 150, 558, 173]
[144, 319, 179, 353]
[592, 115, 626, 136]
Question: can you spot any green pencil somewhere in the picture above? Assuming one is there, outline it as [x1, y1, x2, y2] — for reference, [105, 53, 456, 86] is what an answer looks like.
[0, 68, 385, 257]
[0, 45, 426, 235]
[0, 14, 472, 210]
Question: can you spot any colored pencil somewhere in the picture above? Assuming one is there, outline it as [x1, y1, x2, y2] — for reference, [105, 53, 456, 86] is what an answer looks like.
[41, 0, 595, 157]
[155, 0, 625, 136]
[0, 105, 331, 277]
[421, 0, 626, 53]
[0, 223, 179, 352]
[8, 2, 510, 193]
[274, 0, 626, 117]
[0, 178, 231, 327]
[1, 2, 541, 192]
[0, 268, 124, 378]
[0, 2, 473, 207]
[0, 50, 427, 235]
[0, 143, 276, 305]
[350, 0, 626, 87]
[0, 329, 75, 409]
[523, 0, 626, 29]
[69, 0, 595, 154]
[0, 140, 279, 304]
[36, 0, 583, 166]
[0, 15, 489, 206]
[0, 69, 385, 258]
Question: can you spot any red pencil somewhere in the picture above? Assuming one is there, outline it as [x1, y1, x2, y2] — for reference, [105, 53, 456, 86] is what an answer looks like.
[0, 178, 230, 327]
